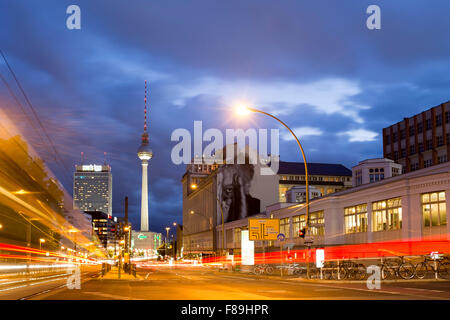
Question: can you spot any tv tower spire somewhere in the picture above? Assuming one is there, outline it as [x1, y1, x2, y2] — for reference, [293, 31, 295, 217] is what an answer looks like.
[137, 80, 153, 232]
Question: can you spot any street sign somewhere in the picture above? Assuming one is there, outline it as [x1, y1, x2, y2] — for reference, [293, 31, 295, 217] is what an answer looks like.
[248, 218, 280, 240]
[277, 233, 286, 242]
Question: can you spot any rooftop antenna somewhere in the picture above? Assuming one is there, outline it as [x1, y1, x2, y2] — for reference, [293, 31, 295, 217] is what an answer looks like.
[144, 80, 148, 132]
[104, 152, 107, 165]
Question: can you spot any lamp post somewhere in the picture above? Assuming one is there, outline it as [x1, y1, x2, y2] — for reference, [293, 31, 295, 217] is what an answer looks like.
[234, 105, 312, 278]
[190, 184, 225, 258]
[165, 226, 170, 259]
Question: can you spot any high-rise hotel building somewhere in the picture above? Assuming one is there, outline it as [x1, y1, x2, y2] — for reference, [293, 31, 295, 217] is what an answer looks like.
[383, 101, 450, 173]
[73, 164, 112, 216]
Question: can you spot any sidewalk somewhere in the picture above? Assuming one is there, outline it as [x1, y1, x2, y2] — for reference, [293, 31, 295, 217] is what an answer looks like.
[100, 267, 143, 280]
[211, 266, 450, 284]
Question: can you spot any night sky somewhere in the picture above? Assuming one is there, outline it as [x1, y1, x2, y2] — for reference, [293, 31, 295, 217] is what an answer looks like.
[1, 1, 450, 234]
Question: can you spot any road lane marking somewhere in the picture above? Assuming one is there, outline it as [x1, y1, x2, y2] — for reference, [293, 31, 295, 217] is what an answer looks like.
[83, 291, 144, 300]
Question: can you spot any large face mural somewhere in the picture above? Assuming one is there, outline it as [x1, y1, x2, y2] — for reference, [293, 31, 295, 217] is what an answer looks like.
[217, 163, 261, 223]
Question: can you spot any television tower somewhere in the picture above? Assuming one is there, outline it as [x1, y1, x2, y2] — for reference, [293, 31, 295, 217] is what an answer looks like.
[137, 80, 153, 231]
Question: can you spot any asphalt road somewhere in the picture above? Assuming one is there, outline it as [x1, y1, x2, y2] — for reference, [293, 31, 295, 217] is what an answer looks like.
[24, 266, 450, 300]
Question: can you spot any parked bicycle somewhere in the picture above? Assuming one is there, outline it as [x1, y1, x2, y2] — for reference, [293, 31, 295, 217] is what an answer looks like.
[336, 260, 366, 280]
[415, 254, 450, 280]
[379, 256, 415, 280]
[252, 264, 274, 275]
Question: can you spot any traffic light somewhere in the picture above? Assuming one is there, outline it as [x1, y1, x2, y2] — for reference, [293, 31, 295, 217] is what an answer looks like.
[299, 228, 306, 238]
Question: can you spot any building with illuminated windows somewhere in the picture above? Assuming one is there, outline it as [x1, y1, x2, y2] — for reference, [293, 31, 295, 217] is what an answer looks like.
[216, 161, 449, 256]
[83, 210, 118, 250]
[73, 164, 112, 215]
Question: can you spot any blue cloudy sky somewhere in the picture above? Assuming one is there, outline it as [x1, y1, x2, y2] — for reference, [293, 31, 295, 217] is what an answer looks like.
[1, 1, 450, 233]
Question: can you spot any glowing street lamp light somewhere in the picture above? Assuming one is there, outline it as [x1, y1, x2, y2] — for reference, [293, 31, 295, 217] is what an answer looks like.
[233, 103, 312, 276]
[39, 238, 45, 250]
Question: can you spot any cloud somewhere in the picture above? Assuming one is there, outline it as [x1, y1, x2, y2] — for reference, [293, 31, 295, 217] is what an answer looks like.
[281, 127, 323, 141]
[173, 77, 370, 123]
[338, 129, 378, 142]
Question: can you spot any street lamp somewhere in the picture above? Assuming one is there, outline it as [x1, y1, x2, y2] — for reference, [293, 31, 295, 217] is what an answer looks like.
[165, 226, 170, 259]
[234, 104, 312, 277]
[39, 238, 45, 250]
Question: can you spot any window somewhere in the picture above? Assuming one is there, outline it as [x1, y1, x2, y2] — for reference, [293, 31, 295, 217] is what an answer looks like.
[369, 172, 384, 183]
[447, 133, 450, 145]
[438, 155, 447, 164]
[401, 148, 406, 158]
[279, 218, 290, 238]
[372, 197, 402, 231]
[400, 129, 406, 140]
[422, 192, 446, 227]
[409, 125, 415, 136]
[410, 145, 415, 155]
[234, 228, 241, 244]
[293, 215, 306, 237]
[392, 132, 398, 143]
[426, 118, 432, 130]
[344, 204, 368, 233]
[394, 151, 399, 160]
[426, 139, 433, 150]
[410, 162, 419, 171]
[436, 136, 444, 147]
[436, 114, 442, 126]
[419, 142, 424, 152]
[446, 112, 450, 124]
[386, 135, 390, 144]
[424, 159, 433, 168]
[417, 122, 423, 133]
[309, 211, 324, 236]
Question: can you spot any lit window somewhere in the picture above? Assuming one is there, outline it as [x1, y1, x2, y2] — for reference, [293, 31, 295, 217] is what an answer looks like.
[309, 211, 324, 236]
[279, 218, 290, 238]
[292, 215, 306, 237]
[372, 197, 402, 231]
[422, 191, 446, 227]
[344, 204, 368, 233]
